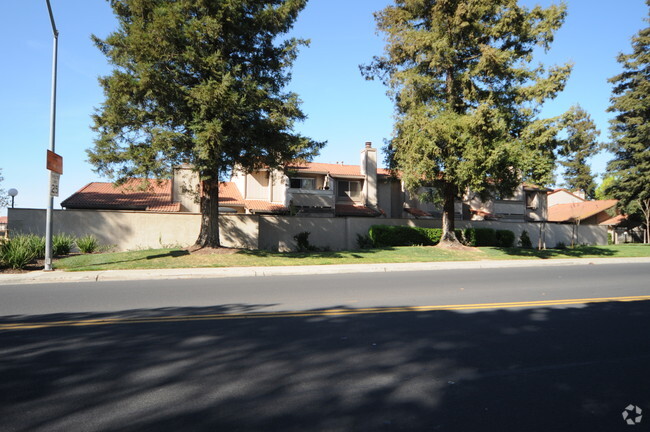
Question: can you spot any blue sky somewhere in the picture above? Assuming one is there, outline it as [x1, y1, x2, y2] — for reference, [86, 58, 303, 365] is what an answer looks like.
[0, 0, 647, 216]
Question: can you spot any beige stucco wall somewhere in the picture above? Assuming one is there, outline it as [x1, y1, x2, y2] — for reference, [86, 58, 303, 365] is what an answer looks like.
[7, 209, 606, 252]
[172, 166, 200, 212]
[259, 216, 348, 251]
[548, 190, 584, 206]
[246, 172, 269, 200]
[8, 209, 258, 251]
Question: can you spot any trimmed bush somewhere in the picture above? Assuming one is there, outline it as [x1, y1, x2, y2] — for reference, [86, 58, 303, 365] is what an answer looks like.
[463, 228, 496, 246]
[52, 233, 75, 256]
[368, 225, 467, 247]
[519, 230, 533, 249]
[76, 235, 100, 254]
[474, 228, 497, 246]
[495, 230, 515, 248]
[369, 225, 432, 247]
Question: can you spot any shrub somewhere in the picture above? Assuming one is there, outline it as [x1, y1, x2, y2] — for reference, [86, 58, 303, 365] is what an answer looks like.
[414, 227, 442, 245]
[368, 225, 432, 247]
[76, 235, 100, 254]
[368, 225, 467, 247]
[474, 228, 497, 246]
[52, 233, 75, 256]
[23, 234, 45, 259]
[519, 230, 533, 249]
[356, 234, 374, 249]
[0, 236, 38, 269]
[293, 231, 316, 252]
[495, 230, 515, 248]
[463, 228, 498, 246]
[463, 228, 477, 246]
[555, 241, 567, 250]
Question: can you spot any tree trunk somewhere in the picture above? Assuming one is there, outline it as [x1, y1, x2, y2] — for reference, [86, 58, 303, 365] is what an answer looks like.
[440, 182, 459, 244]
[637, 198, 650, 244]
[195, 178, 221, 248]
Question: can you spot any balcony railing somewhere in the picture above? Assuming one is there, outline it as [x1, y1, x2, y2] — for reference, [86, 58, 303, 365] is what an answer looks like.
[287, 188, 335, 208]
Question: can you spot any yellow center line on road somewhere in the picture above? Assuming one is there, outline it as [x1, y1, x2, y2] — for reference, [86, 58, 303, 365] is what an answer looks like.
[2, 294, 650, 331]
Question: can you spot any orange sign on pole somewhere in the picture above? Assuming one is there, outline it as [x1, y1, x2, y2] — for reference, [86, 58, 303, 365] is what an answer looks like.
[46, 150, 63, 174]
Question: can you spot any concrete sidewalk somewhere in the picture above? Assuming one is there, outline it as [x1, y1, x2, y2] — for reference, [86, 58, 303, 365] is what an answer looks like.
[1, 257, 649, 285]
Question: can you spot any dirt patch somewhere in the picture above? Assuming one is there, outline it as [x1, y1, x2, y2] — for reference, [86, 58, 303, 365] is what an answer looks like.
[185, 246, 241, 255]
[433, 241, 480, 252]
[0, 259, 45, 274]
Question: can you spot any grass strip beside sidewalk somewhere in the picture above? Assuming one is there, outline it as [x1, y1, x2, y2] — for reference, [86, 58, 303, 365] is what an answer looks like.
[53, 244, 650, 272]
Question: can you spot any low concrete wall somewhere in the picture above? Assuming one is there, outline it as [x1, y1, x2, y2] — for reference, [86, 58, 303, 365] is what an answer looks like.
[258, 216, 606, 251]
[8, 208, 606, 252]
[7, 209, 258, 251]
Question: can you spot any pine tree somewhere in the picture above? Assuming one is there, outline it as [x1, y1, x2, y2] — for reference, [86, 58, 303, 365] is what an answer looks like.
[362, 0, 572, 244]
[89, 0, 323, 248]
[559, 105, 600, 199]
[606, 3, 650, 243]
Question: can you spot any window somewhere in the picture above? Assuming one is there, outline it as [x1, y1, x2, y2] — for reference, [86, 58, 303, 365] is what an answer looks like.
[338, 180, 361, 199]
[526, 192, 537, 209]
[289, 178, 315, 190]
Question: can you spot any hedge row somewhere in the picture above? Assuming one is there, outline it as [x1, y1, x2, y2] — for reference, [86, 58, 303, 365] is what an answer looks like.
[368, 225, 515, 248]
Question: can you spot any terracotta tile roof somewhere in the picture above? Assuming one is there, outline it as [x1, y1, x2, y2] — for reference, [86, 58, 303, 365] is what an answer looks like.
[548, 200, 618, 222]
[62, 179, 243, 213]
[61, 179, 176, 211]
[599, 214, 627, 226]
[219, 182, 245, 207]
[244, 200, 287, 214]
[287, 162, 392, 178]
[146, 203, 182, 212]
[470, 209, 498, 220]
[404, 207, 432, 218]
[335, 204, 381, 217]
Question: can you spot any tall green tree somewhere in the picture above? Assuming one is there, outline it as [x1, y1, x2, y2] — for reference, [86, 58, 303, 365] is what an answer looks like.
[90, 0, 322, 248]
[594, 175, 617, 201]
[558, 105, 600, 199]
[605, 4, 650, 243]
[363, 0, 572, 244]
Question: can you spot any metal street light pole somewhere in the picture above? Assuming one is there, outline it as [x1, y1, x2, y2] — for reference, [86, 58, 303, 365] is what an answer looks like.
[44, 0, 58, 271]
[8, 189, 18, 209]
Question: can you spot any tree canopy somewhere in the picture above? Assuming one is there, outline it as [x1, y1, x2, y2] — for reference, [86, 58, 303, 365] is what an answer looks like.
[558, 105, 600, 199]
[90, 0, 322, 247]
[605, 2, 650, 242]
[363, 0, 573, 243]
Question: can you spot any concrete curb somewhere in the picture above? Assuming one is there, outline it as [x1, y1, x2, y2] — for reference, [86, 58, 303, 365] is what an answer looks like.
[1, 257, 650, 285]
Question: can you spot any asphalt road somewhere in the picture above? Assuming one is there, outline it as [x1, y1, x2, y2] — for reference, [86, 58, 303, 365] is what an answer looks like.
[1, 262, 650, 431]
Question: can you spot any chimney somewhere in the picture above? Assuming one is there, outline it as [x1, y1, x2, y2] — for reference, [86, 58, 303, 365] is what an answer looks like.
[172, 164, 200, 212]
[360, 142, 377, 207]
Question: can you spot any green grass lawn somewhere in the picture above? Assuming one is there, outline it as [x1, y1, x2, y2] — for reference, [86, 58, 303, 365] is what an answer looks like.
[53, 244, 650, 272]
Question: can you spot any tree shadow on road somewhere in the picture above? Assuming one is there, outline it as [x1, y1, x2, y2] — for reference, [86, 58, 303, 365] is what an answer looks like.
[496, 246, 617, 259]
[1, 300, 649, 431]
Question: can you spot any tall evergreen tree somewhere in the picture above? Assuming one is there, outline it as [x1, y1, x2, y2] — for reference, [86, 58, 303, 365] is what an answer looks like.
[559, 105, 600, 199]
[606, 3, 650, 243]
[363, 0, 572, 244]
[90, 0, 322, 248]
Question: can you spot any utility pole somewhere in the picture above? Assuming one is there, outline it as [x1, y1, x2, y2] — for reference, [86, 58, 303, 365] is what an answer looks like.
[44, 0, 59, 271]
